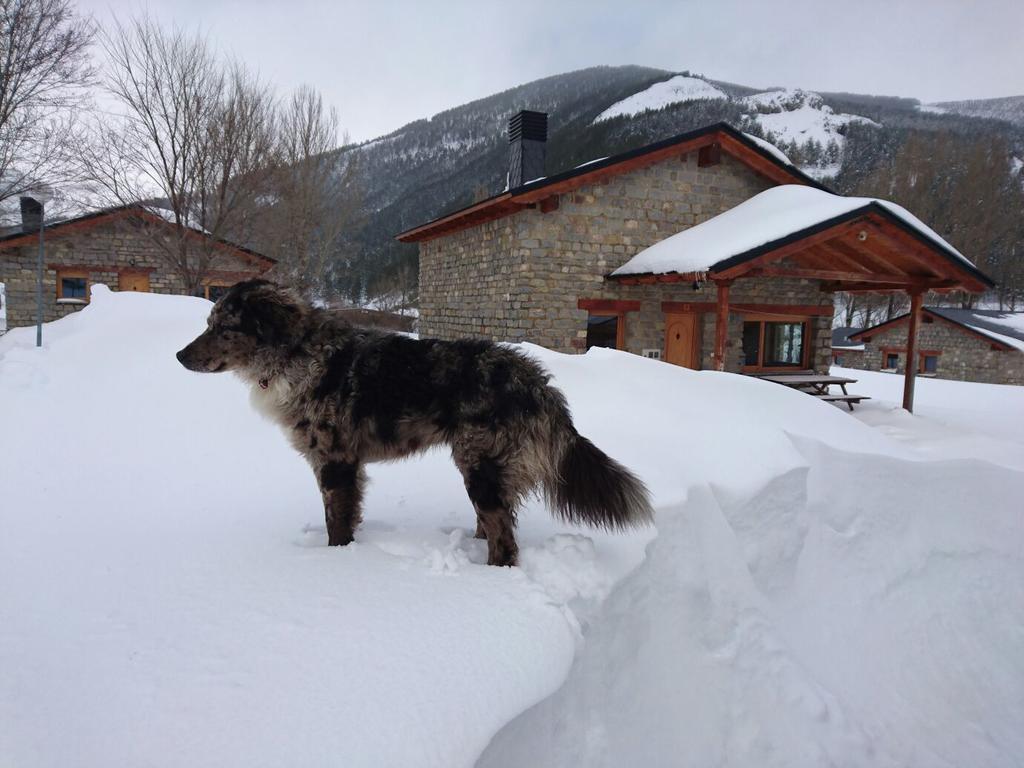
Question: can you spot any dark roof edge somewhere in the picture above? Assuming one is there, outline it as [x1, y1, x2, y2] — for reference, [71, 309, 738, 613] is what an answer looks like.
[849, 308, 1016, 350]
[505, 122, 828, 197]
[395, 122, 828, 240]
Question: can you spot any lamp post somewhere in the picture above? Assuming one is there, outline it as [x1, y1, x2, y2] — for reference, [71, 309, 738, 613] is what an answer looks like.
[32, 187, 53, 348]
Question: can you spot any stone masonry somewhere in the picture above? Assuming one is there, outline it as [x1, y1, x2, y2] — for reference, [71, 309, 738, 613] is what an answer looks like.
[0, 214, 267, 329]
[840, 315, 1024, 386]
[419, 151, 835, 372]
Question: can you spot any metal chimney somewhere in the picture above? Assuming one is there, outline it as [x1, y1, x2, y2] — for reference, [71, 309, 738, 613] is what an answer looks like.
[508, 110, 547, 188]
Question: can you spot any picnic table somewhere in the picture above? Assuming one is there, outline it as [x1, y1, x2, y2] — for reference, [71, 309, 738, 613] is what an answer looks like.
[754, 373, 870, 411]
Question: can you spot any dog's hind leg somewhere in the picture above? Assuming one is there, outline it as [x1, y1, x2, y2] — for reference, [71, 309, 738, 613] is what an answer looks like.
[318, 459, 365, 546]
[455, 454, 518, 567]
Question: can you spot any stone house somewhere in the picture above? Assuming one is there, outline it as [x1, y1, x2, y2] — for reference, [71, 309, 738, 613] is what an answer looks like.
[0, 199, 273, 330]
[830, 326, 865, 367]
[398, 112, 993, 409]
[840, 307, 1024, 385]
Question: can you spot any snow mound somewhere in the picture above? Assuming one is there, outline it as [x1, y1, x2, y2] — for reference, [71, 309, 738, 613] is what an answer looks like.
[480, 443, 1024, 767]
[593, 75, 728, 122]
[2, 289, 1020, 767]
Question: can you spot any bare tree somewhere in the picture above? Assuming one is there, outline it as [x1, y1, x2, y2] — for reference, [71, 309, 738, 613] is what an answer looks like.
[0, 0, 94, 204]
[245, 84, 359, 297]
[78, 16, 277, 294]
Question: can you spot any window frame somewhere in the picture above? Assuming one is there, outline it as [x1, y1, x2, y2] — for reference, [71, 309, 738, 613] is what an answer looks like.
[56, 269, 90, 303]
[739, 314, 811, 372]
[585, 312, 625, 351]
[203, 282, 233, 302]
[919, 352, 940, 375]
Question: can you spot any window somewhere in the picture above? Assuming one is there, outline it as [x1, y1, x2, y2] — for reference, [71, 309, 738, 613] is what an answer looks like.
[884, 353, 899, 370]
[741, 318, 808, 370]
[586, 314, 620, 350]
[205, 283, 231, 302]
[56, 270, 89, 303]
[921, 354, 938, 374]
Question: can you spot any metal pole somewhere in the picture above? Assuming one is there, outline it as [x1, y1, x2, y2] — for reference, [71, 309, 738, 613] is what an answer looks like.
[35, 205, 44, 347]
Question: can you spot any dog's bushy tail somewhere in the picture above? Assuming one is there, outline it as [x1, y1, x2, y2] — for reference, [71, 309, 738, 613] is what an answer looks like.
[544, 423, 654, 531]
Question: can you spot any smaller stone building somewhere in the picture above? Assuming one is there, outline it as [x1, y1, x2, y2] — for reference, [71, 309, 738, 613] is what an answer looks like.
[0, 200, 273, 330]
[840, 308, 1024, 386]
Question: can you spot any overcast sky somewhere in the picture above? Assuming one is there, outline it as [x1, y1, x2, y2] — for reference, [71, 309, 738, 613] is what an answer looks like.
[80, 0, 1024, 143]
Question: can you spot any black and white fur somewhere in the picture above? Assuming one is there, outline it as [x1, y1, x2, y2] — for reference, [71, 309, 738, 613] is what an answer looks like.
[177, 279, 653, 566]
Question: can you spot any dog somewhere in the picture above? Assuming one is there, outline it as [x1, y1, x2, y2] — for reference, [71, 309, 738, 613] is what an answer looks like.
[176, 279, 653, 566]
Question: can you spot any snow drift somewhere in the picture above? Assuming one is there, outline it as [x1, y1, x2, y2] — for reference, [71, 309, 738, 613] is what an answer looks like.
[1, 287, 1021, 767]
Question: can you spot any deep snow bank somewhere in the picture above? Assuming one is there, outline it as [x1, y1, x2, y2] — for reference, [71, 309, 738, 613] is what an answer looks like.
[480, 441, 1024, 767]
[1, 288, 1015, 767]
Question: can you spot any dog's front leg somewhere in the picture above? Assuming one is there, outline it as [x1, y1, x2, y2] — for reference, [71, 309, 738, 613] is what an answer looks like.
[317, 459, 365, 546]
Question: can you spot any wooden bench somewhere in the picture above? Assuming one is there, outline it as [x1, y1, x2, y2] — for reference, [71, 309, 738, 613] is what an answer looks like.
[754, 373, 869, 411]
[814, 393, 871, 411]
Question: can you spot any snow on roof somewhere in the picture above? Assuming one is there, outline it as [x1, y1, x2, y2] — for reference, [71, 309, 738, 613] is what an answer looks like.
[928, 307, 1024, 353]
[593, 75, 728, 123]
[741, 132, 793, 166]
[611, 185, 974, 277]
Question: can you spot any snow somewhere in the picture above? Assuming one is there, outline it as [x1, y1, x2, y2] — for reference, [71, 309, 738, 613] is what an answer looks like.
[741, 132, 793, 166]
[2, 288, 1022, 767]
[593, 75, 728, 122]
[834, 365, 1024, 472]
[980, 311, 1024, 342]
[743, 89, 879, 149]
[611, 184, 974, 277]
[917, 103, 948, 115]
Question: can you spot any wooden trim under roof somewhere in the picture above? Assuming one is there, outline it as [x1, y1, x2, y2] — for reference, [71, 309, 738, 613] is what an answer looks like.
[396, 123, 824, 244]
[0, 205, 275, 270]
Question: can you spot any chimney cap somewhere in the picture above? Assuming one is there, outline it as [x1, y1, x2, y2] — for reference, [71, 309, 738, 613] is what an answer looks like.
[509, 110, 547, 143]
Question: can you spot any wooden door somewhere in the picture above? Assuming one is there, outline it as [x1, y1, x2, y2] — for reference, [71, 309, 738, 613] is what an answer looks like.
[664, 313, 698, 368]
[120, 272, 150, 292]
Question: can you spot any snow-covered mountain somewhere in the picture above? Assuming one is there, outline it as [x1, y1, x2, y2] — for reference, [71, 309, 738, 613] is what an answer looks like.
[920, 95, 1024, 126]
[593, 75, 729, 121]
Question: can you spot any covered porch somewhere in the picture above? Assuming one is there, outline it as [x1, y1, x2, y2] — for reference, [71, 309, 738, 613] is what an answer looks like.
[607, 186, 994, 412]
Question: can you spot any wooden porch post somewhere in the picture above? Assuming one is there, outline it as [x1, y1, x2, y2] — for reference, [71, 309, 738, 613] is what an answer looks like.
[714, 280, 731, 371]
[902, 289, 924, 413]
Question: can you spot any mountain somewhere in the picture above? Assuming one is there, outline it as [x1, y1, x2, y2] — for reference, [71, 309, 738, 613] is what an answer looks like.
[922, 95, 1024, 126]
[330, 66, 1024, 302]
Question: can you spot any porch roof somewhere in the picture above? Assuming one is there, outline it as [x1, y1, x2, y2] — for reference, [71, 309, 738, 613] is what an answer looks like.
[609, 185, 993, 294]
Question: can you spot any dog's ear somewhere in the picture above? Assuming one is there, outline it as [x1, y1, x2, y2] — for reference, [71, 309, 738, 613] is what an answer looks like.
[242, 285, 304, 345]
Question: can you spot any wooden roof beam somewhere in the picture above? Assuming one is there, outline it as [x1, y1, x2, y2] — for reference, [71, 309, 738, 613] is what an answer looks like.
[712, 217, 872, 280]
[745, 266, 914, 283]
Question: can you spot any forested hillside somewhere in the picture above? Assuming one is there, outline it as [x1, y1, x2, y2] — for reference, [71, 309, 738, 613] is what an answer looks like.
[330, 66, 1023, 308]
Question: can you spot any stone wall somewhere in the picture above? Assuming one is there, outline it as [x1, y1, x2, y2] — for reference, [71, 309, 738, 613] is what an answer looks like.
[0, 216, 266, 329]
[418, 151, 835, 372]
[839, 316, 1024, 385]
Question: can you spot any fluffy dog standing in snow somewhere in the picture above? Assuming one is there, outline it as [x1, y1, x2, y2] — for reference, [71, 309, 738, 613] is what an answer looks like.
[176, 279, 652, 566]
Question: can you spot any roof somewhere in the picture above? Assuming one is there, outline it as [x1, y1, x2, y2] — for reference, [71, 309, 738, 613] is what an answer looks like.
[0, 203, 275, 269]
[611, 185, 982, 280]
[831, 326, 865, 349]
[851, 307, 1024, 353]
[396, 123, 826, 243]
[926, 307, 1024, 352]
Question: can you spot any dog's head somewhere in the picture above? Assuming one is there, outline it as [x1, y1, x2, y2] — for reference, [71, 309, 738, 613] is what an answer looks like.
[176, 279, 304, 374]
